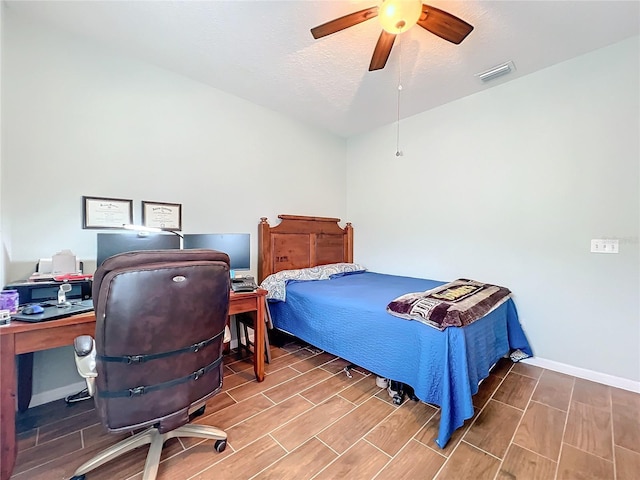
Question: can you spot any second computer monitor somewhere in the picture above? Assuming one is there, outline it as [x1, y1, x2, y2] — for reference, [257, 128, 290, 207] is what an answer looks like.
[96, 232, 181, 267]
[183, 233, 250, 271]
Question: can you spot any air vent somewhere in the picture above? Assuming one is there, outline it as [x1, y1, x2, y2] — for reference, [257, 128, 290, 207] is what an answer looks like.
[475, 61, 515, 83]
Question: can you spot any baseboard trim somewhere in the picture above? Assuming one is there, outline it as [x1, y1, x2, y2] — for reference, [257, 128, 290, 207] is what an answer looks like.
[30, 381, 87, 408]
[522, 356, 640, 393]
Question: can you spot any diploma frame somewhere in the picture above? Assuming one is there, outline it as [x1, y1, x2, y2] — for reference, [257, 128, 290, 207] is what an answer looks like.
[82, 196, 133, 229]
[141, 201, 182, 231]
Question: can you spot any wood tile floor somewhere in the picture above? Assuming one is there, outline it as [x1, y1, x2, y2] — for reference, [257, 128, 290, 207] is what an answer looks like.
[12, 339, 640, 479]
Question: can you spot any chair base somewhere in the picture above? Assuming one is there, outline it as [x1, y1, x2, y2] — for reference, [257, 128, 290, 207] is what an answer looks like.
[71, 423, 227, 480]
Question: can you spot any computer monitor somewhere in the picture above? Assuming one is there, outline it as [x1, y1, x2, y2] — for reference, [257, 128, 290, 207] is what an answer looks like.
[96, 232, 181, 267]
[183, 233, 250, 271]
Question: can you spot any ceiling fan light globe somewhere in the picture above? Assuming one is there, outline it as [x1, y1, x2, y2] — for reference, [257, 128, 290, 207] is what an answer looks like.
[378, 0, 422, 33]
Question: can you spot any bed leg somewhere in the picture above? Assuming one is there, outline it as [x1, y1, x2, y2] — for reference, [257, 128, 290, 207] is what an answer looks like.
[388, 381, 419, 405]
[389, 381, 405, 405]
[343, 364, 356, 378]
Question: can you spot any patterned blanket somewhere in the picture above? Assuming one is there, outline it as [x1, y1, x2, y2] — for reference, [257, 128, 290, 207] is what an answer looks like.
[386, 278, 512, 330]
[260, 263, 367, 301]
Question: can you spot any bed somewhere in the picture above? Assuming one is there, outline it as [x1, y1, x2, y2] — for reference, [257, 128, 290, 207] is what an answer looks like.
[257, 215, 532, 448]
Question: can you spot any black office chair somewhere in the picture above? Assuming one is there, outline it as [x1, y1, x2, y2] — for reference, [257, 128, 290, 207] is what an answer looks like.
[70, 249, 231, 480]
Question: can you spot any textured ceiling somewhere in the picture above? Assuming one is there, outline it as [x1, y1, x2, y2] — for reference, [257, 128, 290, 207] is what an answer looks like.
[5, 0, 639, 138]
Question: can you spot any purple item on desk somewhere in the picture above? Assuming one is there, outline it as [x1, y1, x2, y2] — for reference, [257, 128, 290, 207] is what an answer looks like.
[0, 290, 19, 314]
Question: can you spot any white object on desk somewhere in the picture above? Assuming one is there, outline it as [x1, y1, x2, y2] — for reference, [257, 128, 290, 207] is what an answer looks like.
[52, 249, 77, 274]
[38, 258, 53, 274]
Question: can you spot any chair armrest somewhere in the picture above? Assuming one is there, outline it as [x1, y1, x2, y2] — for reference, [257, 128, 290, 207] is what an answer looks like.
[73, 335, 97, 397]
[74, 335, 94, 357]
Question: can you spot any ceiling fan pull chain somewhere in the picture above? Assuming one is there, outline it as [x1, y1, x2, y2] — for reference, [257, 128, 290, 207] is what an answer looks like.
[396, 38, 403, 157]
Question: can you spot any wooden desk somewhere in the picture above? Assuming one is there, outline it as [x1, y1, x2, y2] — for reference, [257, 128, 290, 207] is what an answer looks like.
[0, 288, 266, 480]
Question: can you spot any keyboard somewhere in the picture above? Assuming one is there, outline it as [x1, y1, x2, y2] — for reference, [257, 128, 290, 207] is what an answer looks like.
[12, 299, 94, 323]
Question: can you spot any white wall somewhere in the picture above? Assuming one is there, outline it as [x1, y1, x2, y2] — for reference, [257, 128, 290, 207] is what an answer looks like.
[3, 8, 638, 403]
[347, 37, 640, 384]
[1, 11, 346, 400]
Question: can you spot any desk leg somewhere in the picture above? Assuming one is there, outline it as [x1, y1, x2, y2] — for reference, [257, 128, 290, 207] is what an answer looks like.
[254, 300, 265, 382]
[0, 334, 18, 480]
[17, 353, 34, 413]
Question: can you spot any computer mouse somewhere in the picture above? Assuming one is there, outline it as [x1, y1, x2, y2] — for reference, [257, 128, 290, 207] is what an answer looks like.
[23, 305, 45, 315]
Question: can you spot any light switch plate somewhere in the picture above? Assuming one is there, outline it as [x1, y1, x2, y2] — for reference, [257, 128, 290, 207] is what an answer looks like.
[590, 239, 619, 254]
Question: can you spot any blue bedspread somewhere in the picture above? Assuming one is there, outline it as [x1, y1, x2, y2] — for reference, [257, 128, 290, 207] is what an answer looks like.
[268, 271, 532, 448]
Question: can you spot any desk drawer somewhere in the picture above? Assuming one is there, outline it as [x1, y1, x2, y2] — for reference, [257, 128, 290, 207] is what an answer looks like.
[15, 322, 95, 354]
[229, 295, 258, 316]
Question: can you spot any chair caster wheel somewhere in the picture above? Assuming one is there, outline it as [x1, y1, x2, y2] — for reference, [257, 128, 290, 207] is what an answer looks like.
[393, 394, 403, 405]
[214, 439, 227, 453]
[70, 475, 86, 480]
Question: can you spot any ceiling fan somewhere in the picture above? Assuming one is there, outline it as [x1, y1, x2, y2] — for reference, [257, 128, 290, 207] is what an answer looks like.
[311, 0, 474, 71]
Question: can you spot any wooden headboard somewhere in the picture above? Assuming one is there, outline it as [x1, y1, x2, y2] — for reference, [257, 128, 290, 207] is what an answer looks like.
[258, 215, 353, 283]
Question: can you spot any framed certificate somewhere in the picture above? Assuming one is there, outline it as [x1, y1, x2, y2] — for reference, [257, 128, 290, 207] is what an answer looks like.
[142, 201, 182, 231]
[82, 196, 133, 229]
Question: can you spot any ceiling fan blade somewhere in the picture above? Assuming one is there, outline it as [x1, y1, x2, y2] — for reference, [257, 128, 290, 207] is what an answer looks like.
[369, 31, 396, 71]
[417, 4, 474, 44]
[311, 6, 379, 39]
